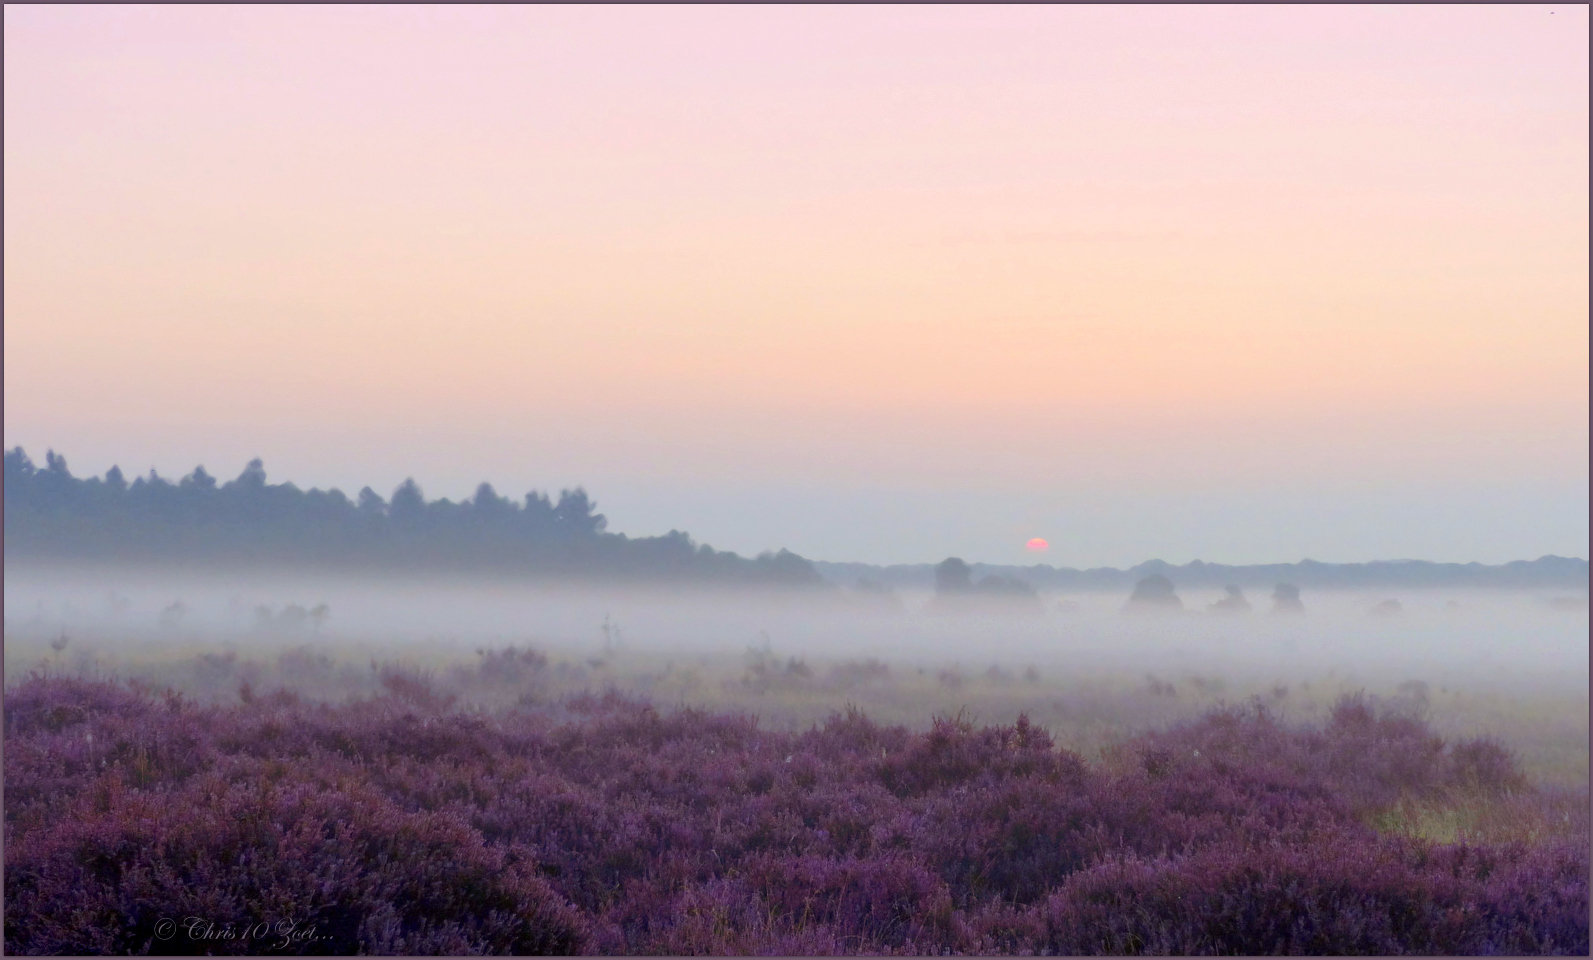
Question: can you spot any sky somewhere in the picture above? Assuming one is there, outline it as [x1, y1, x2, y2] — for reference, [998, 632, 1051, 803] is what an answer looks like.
[5, 5, 1587, 568]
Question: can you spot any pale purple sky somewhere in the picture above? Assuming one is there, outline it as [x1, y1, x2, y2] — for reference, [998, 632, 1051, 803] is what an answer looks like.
[5, 5, 1587, 566]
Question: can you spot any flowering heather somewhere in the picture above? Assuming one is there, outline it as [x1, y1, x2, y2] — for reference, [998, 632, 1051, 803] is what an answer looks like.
[4, 670, 1586, 955]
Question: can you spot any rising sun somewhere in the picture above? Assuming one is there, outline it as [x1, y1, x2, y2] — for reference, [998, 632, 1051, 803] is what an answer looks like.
[1026, 538, 1049, 552]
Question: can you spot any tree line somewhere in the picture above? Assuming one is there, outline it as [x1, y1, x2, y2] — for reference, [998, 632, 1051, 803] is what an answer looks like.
[2, 448, 823, 586]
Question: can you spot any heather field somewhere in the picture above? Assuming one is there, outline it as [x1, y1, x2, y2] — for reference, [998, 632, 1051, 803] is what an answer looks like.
[4, 633, 1588, 955]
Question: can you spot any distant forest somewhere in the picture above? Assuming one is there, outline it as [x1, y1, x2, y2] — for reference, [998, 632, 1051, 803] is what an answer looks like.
[2, 448, 823, 586]
[7, 447, 1585, 594]
[818, 555, 1590, 593]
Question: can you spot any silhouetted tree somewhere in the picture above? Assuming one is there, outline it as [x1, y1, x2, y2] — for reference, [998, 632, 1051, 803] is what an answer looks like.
[472, 482, 512, 517]
[180, 465, 217, 492]
[755, 549, 824, 585]
[930, 559, 1039, 613]
[934, 557, 973, 594]
[390, 478, 426, 521]
[1126, 574, 1182, 612]
[1271, 582, 1305, 615]
[234, 458, 268, 490]
[357, 487, 386, 515]
[553, 488, 605, 537]
[1208, 584, 1251, 614]
[5, 447, 36, 482]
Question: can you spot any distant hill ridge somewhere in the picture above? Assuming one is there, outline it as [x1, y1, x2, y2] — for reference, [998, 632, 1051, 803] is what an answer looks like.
[815, 555, 1589, 592]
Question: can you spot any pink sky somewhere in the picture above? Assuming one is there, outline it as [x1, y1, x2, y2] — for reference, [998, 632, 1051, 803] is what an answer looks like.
[5, 5, 1587, 565]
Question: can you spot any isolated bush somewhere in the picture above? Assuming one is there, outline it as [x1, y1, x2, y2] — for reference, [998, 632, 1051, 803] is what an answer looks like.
[373, 664, 457, 713]
[877, 713, 1068, 798]
[472, 645, 549, 685]
[1448, 736, 1529, 794]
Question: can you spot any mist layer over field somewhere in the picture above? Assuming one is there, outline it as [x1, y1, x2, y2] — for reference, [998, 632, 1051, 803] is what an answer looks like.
[8, 565, 1587, 787]
[6, 565, 1585, 689]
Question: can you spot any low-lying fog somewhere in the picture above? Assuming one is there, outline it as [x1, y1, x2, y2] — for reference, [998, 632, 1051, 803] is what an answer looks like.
[5, 564, 1586, 694]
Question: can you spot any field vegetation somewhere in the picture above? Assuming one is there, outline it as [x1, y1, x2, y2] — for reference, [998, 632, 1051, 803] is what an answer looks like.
[4, 635, 1587, 955]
